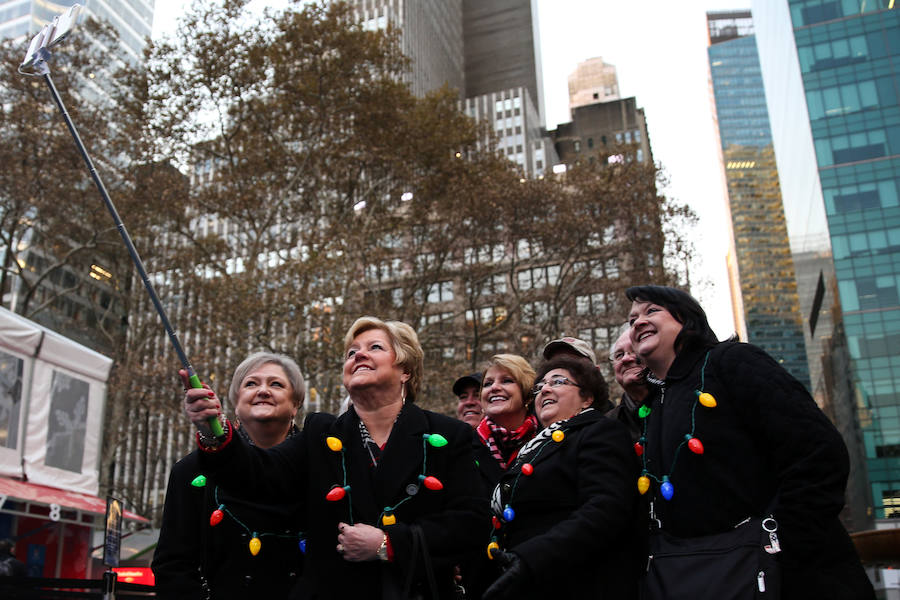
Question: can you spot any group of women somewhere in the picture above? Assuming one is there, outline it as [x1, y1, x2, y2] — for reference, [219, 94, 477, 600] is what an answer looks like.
[153, 285, 874, 600]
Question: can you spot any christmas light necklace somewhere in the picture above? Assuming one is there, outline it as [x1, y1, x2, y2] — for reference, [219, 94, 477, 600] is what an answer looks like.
[486, 417, 573, 559]
[189, 475, 307, 556]
[635, 351, 716, 501]
[324, 432, 449, 527]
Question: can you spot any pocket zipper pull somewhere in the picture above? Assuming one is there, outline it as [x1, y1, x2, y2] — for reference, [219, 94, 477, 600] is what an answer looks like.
[757, 570, 766, 592]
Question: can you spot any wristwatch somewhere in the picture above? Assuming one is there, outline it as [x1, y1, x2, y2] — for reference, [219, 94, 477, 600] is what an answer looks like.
[376, 533, 389, 561]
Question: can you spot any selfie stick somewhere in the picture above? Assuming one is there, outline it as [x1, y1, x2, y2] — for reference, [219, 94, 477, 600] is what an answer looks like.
[19, 5, 224, 436]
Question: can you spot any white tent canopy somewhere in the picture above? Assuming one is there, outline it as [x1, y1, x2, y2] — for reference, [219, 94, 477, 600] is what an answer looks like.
[0, 306, 112, 495]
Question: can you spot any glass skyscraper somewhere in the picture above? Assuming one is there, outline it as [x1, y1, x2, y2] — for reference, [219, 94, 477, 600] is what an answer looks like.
[754, 0, 900, 521]
[0, 0, 154, 62]
[707, 10, 811, 390]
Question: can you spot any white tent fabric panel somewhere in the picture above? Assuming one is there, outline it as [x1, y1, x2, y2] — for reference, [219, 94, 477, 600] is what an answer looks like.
[0, 307, 111, 496]
[0, 346, 30, 478]
[23, 361, 105, 495]
[0, 309, 44, 355]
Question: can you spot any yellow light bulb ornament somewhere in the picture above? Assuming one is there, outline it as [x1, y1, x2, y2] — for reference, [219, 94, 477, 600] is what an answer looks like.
[382, 513, 396, 526]
[249, 535, 261, 556]
[486, 541, 500, 559]
[326, 436, 343, 451]
[551, 430, 565, 442]
[697, 391, 717, 408]
[637, 475, 650, 495]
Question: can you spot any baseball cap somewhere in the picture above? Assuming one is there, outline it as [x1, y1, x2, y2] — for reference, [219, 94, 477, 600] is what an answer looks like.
[452, 373, 483, 396]
[542, 336, 597, 365]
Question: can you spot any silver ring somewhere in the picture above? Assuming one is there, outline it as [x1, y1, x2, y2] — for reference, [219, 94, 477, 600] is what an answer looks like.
[761, 517, 778, 532]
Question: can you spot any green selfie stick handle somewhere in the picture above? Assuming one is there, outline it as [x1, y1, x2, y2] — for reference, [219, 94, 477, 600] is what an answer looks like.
[188, 371, 225, 437]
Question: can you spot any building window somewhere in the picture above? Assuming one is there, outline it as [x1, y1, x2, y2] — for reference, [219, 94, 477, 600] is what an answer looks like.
[577, 327, 612, 350]
[466, 306, 508, 327]
[521, 301, 549, 323]
[576, 292, 606, 316]
[426, 281, 454, 303]
[517, 265, 560, 290]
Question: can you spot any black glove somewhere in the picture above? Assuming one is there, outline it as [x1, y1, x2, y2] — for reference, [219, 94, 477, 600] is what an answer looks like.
[483, 551, 530, 600]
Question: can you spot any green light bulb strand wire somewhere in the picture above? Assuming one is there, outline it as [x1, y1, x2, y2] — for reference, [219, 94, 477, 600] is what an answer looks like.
[640, 351, 711, 484]
[213, 486, 304, 542]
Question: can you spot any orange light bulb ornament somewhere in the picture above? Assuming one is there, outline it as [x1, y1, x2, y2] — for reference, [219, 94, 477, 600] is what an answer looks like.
[486, 541, 500, 559]
[638, 474, 650, 495]
[249, 535, 261, 556]
[697, 391, 717, 408]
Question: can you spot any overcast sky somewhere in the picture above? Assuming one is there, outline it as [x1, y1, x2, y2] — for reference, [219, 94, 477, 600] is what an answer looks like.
[153, 0, 755, 338]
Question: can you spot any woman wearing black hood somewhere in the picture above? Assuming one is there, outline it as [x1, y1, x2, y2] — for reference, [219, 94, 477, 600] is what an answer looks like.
[627, 285, 872, 600]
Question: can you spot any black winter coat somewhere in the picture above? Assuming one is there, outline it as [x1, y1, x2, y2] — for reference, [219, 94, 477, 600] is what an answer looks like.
[490, 408, 642, 599]
[152, 448, 304, 599]
[642, 341, 873, 599]
[198, 403, 486, 600]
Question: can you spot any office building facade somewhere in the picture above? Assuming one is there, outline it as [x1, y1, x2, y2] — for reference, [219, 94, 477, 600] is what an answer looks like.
[753, 0, 900, 523]
[706, 10, 811, 389]
[567, 56, 620, 111]
[550, 96, 652, 168]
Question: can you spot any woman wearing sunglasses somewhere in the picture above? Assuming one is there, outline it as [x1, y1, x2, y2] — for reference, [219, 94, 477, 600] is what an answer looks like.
[483, 355, 642, 599]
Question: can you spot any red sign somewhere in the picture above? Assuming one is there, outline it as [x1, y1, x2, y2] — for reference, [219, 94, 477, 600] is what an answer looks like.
[112, 567, 155, 586]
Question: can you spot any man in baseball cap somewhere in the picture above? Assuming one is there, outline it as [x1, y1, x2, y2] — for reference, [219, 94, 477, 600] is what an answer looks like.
[541, 336, 597, 365]
[453, 372, 483, 428]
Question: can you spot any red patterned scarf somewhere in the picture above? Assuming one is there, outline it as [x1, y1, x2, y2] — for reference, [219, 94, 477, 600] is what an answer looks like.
[476, 414, 539, 470]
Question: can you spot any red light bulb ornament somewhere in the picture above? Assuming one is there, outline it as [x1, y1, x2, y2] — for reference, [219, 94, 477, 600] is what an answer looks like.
[660, 476, 674, 501]
[209, 505, 224, 526]
[492, 516, 502, 530]
[634, 440, 644, 456]
[326, 485, 350, 501]
[687, 435, 704, 455]
[521, 463, 534, 476]
[418, 474, 443, 491]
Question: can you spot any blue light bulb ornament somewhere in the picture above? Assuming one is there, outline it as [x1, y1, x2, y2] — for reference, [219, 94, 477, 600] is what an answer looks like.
[502, 505, 515, 522]
[299, 539, 307, 553]
[660, 476, 674, 501]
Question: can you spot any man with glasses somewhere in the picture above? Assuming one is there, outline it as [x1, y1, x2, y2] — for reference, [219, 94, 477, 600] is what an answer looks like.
[605, 326, 651, 442]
